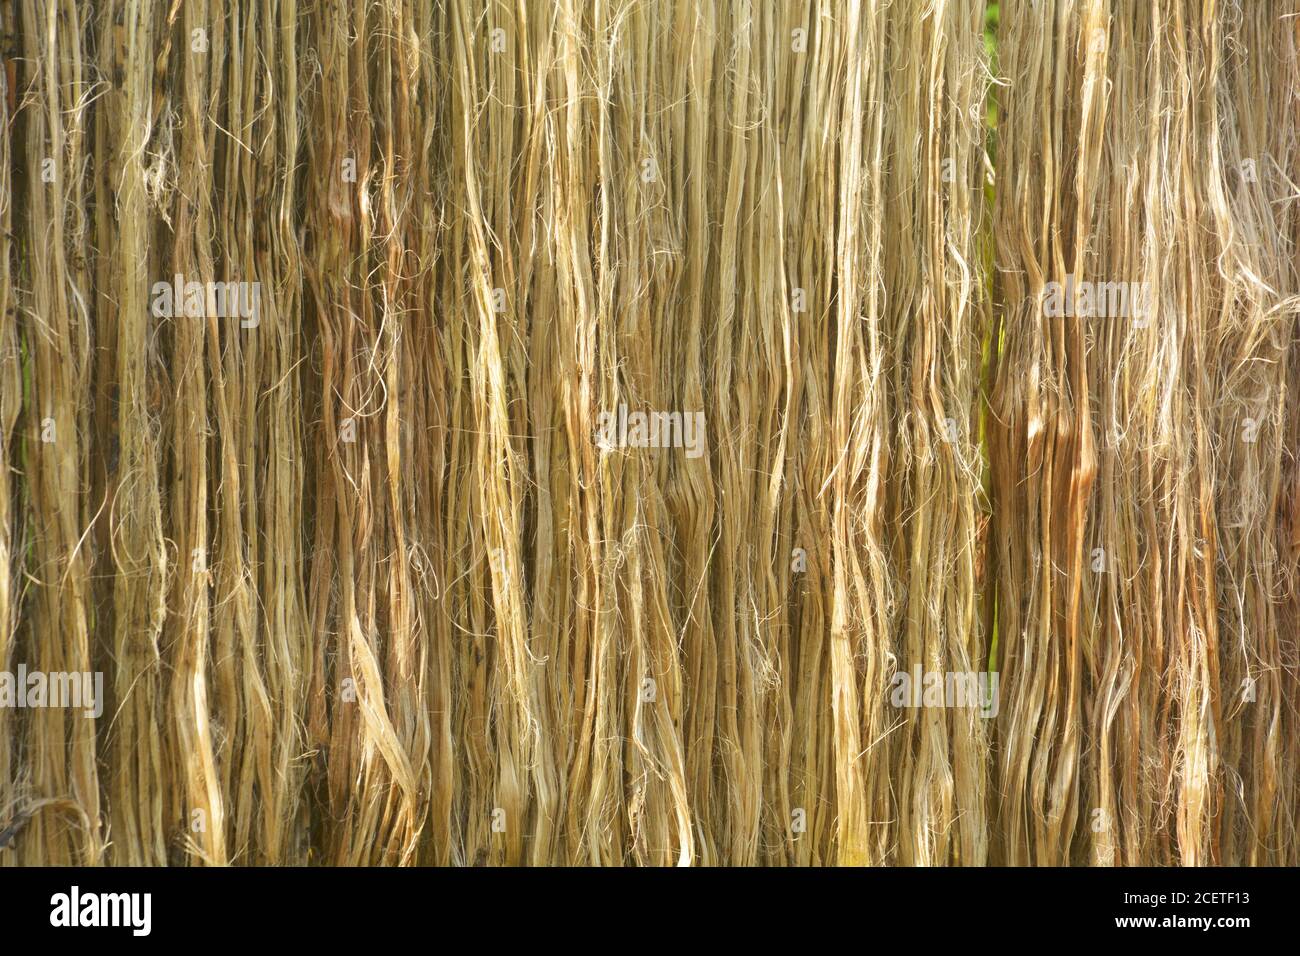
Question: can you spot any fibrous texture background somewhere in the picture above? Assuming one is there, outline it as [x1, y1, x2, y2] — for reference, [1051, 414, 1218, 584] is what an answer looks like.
[0, 0, 1295, 866]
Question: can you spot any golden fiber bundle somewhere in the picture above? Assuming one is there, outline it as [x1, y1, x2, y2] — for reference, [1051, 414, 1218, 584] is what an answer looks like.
[0, 0, 1295, 867]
